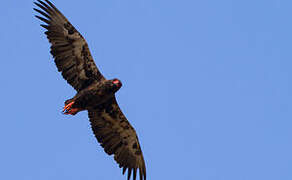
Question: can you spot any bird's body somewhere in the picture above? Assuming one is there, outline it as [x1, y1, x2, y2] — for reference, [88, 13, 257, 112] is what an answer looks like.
[63, 79, 122, 115]
[34, 1, 146, 180]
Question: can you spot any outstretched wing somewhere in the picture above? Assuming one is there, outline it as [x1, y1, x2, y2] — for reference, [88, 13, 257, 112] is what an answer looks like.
[34, 0, 104, 91]
[88, 97, 146, 180]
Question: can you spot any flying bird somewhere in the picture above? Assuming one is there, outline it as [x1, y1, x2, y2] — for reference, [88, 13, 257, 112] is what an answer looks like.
[33, 1, 146, 180]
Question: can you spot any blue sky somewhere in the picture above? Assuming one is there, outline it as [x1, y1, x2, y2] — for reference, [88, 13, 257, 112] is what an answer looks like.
[0, 0, 292, 179]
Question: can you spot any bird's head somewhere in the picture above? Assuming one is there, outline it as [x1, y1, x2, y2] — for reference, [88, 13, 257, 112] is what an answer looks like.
[111, 78, 122, 91]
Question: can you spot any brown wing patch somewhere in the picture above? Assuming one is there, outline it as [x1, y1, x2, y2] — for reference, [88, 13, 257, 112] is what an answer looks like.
[34, 0, 104, 91]
[88, 98, 146, 180]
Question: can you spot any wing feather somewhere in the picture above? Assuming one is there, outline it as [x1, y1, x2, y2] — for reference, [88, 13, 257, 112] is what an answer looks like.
[88, 98, 146, 180]
[34, 0, 104, 91]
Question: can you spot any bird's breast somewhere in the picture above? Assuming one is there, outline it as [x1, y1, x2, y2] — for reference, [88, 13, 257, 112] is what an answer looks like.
[74, 82, 115, 109]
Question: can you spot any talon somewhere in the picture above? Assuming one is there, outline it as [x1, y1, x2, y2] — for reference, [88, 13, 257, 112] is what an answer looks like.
[62, 101, 79, 115]
[63, 101, 75, 112]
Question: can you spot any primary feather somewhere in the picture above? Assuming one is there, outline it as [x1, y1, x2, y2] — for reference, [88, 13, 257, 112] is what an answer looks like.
[34, 0, 104, 91]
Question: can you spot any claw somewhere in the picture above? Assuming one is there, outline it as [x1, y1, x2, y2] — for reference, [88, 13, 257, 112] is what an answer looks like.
[62, 101, 79, 115]
[63, 101, 74, 112]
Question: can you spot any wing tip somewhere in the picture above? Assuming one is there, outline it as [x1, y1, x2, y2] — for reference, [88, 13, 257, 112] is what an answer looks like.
[127, 168, 132, 180]
[34, 15, 50, 24]
[123, 166, 127, 175]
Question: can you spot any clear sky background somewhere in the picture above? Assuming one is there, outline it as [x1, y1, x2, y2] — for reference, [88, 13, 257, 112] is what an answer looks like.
[0, 0, 291, 179]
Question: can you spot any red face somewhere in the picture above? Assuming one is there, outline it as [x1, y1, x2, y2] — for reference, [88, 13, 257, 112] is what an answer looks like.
[112, 79, 122, 88]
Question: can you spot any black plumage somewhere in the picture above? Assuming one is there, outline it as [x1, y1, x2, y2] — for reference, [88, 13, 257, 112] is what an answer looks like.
[34, 1, 146, 180]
